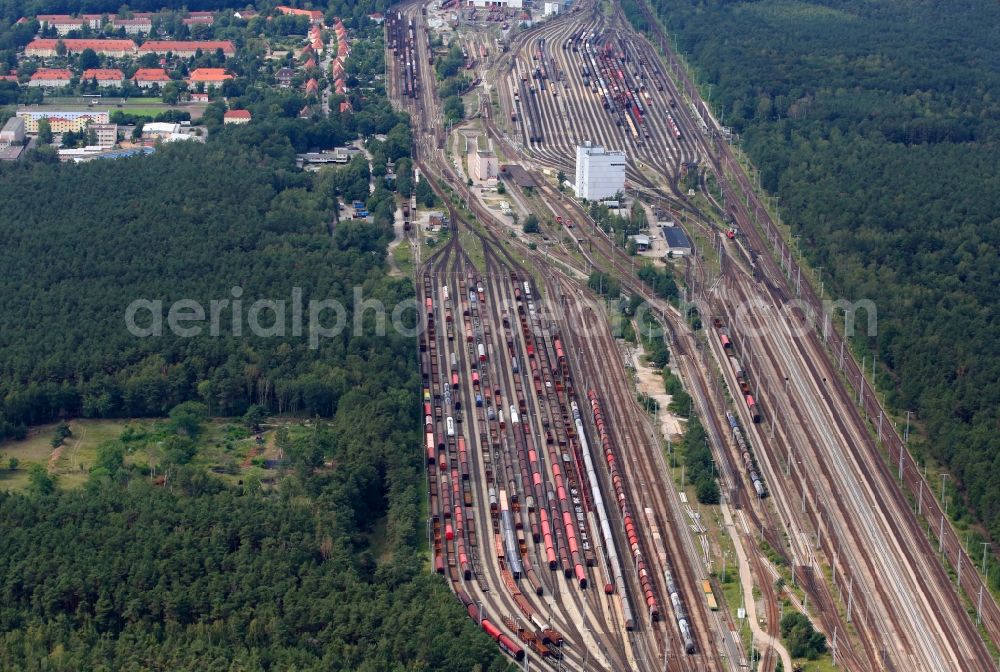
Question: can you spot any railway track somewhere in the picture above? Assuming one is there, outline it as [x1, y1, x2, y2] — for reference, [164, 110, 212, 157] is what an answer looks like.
[399, 17, 661, 666]
[389, 0, 1000, 669]
[611, 0, 1000, 664]
[489, 0, 1000, 667]
[707, 132, 1000, 663]
[390, 6, 728, 667]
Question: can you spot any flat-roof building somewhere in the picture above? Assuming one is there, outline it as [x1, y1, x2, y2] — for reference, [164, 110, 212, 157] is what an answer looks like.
[466, 0, 523, 7]
[90, 123, 118, 147]
[142, 122, 181, 137]
[472, 150, 498, 182]
[0, 116, 25, 148]
[630, 234, 651, 251]
[661, 224, 692, 256]
[499, 164, 537, 189]
[574, 141, 626, 201]
[17, 108, 109, 133]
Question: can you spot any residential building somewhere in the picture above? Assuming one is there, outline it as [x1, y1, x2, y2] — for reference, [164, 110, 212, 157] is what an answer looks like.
[111, 17, 152, 34]
[132, 68, 172, 88]
[0, 117, 25, 148]
[17, 109, 109, 133]
[90, 123, 118, 147]
[223, 109, 252, 124]
[574, 141, 626, 200]
[472, 150, 498, 181]
[275, 6, 324, 24]
[25, 38, 136, 57]
[35, 14, 105, 34]
[189, 92, 209, 102]
[309, 25, 323, 53]
[304, 77, 319, 97]
[138, 40, 236, 57]
[81, 68, 125, 87]
[543, 2, 561, 16]
[182, 15, 215, 26]
[28, 68, 73, 88]
[233, 9, 258, 20]
[275, 66, 295, 87]
[47, 17, 87, 34]
[36, 14, 103, 30]
[187, 68, 233, 88]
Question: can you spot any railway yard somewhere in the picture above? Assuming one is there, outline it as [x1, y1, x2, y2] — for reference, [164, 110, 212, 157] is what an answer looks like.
[386, 0, 1000, 670]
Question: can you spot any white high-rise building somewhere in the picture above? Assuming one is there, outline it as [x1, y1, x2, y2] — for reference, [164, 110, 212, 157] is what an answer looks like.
[574, 141, 626, 200]
[467, 0, 523, 7]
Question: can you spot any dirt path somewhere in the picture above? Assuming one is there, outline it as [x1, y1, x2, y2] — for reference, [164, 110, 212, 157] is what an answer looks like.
[386, 206, 406, 278]
[47, 423, 86, 473]
[46, 445, 63, 473]
[629, 340, 685, 439]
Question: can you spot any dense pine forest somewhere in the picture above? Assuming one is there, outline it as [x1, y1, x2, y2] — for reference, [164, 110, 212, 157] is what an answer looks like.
[0, 421, 507, 670]
[643, 1, 1000, 554]
[0, 93, 415, 433]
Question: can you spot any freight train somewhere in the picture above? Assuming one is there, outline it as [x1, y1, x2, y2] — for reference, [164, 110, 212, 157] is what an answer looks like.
[667, 113, 682, 139]
[589, 391, 661, 623]
[727, 411, 767, 497]
[456, 589, 525, 661]
[665, 566, 696, 653]
[574, 398, 632, 618]
[386, 13, 420, 99]
[716, 325, 761, 422]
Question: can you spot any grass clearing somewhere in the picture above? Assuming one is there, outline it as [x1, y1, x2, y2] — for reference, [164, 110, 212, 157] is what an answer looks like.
[393, 237, 414, 275]
[113, 106, 171, 117]
[0, 417, 316, 492]
[0, 419, 140, 491]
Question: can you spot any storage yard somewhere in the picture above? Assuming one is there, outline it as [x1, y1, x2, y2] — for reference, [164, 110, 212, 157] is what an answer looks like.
[387, 0, 1000, 670]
